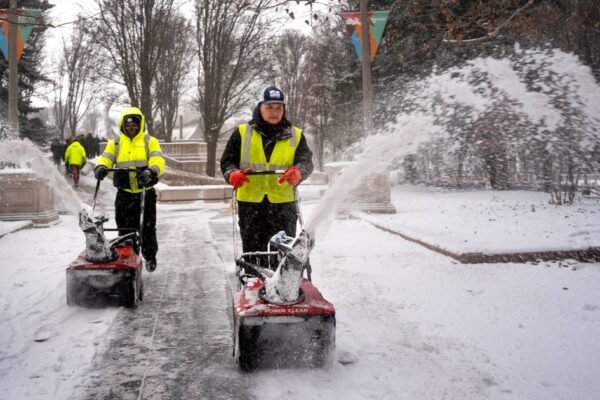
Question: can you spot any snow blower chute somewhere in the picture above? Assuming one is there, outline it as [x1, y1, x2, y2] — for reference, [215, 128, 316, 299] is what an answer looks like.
[232, 172, 336, 371]
[66, 169, 146, 308]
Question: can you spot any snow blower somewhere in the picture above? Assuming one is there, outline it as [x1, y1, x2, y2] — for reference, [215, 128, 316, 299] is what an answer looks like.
[232, 172, 336, 371]
[66, 169, 146, 308]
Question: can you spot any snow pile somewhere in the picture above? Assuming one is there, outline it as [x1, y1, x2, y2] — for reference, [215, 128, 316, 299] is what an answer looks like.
[0, 214, 117, 400]
[404, 46, 600, 152]
[0, 139, 85, 215]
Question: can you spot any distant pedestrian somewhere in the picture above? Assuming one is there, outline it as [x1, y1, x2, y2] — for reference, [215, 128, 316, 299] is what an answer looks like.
[50, 139, 63, 168]
[84, 133, 95, 158]
[93, 136, 101, 158]
[64, 135, 87, 187]
[64, 137, 72, 177]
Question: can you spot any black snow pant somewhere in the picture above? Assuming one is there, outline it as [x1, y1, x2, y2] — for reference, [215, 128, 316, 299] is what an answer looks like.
[115, 188, 158, 261]
[237, 198, 298, 254]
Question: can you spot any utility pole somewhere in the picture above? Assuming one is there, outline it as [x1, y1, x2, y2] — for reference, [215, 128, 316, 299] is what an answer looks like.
[360, 0, 373, 134]
[8, 0, 18, 136]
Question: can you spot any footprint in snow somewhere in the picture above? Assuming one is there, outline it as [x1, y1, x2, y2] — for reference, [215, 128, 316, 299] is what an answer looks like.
[337, 349, 358, 365]
[33, 329, 58, 342]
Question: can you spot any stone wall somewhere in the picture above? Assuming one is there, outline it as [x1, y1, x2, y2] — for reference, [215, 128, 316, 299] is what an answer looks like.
[0, 170, 59, 225]
[323, 162, 396, 214]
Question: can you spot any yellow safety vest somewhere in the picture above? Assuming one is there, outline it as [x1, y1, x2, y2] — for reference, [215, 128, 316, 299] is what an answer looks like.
[236, 124, 301, 203]
[96, 133, 165, 193]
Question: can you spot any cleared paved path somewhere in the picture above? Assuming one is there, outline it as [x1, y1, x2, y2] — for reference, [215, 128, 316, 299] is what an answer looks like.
[77, 201, 254, 400]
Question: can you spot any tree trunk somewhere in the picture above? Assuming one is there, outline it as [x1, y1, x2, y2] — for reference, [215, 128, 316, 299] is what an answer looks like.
[206, 133, 218, 177]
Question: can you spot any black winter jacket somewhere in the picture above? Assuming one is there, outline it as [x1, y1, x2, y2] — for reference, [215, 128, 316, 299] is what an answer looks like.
[220, 105, 314, 182]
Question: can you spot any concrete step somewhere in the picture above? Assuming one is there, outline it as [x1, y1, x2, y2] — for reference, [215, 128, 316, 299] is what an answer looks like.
[156, 184, 233, 202]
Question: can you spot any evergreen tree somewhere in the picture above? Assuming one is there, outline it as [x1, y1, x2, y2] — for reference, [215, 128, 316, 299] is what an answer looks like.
[0, 0, 53, 144]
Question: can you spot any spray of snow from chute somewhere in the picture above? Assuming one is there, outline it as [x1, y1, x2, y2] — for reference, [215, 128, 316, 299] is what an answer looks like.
[0, 139, 85, 215]
[304, 113, 442, 236]
[305, 46, 600, 238]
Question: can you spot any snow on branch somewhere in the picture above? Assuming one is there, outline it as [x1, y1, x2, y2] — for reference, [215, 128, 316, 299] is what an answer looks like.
[443, 0, 536, 45]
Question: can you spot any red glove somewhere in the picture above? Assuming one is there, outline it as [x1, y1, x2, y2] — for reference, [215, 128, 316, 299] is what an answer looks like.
[278, 166, 302, 186]
[228, 168, 251, 189]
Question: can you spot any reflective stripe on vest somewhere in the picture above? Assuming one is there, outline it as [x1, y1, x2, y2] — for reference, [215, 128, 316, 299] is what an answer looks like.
[113, 134, 150, 168]
[237, 124, 301, 203]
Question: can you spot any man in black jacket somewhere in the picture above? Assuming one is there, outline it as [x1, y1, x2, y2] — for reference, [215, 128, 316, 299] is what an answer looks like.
[221, 86, 313, 255]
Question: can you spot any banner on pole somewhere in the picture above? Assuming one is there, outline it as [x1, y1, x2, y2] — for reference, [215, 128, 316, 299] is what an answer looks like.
[0, 9, 42, 60]
[339, 10, 390, 63]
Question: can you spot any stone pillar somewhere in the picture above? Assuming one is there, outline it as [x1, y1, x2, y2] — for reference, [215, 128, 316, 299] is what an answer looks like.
[0, 170, 59, 225]
[323, 161, 396, 215]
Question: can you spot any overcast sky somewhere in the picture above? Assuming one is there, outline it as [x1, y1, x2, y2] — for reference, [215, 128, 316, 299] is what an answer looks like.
[39, 0, 327, 110]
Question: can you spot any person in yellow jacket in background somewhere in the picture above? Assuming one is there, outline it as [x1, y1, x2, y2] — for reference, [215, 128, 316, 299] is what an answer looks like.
[64, 135, 87, 188]
[94, 107, 165, 272]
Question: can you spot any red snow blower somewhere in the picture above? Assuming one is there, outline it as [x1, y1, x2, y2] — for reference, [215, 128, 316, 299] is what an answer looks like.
[66, 169, 146, 308]
[232, 172, 336, 371]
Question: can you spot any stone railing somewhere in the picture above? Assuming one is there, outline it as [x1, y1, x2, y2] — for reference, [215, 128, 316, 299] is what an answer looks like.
[156, 184, 233, 202]
[323, 161, 396, 214]
[99, 139, 227, 176]
[163, 154, 211, 175]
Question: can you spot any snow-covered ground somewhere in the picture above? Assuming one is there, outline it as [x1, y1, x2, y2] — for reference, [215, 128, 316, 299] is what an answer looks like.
[1, 177, 599, 399]
[2, 34, 600, 399]
[256, 186, 600, 400]
[364, 185, 600, 254]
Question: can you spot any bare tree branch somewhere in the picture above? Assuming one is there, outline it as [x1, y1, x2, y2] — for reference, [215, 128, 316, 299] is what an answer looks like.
[195, 0, 276, 176]
[91, 0, 176, 134]
[443, 0, 536, 44]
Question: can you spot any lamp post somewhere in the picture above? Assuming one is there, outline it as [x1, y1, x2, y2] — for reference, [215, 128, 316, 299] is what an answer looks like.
[360, 0, 373, 134]
[8, 0, 18, 136]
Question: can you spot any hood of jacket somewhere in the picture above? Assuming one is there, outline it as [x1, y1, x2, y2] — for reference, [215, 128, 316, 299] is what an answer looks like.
[68, 141, 84, 150]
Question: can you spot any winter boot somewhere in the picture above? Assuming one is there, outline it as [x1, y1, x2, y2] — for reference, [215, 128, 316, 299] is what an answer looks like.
[145, 257, 157, 272]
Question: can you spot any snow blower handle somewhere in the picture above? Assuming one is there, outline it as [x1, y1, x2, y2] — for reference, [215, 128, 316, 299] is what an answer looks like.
[244, 170, 286, 175]
[91, 179, 101, 216]
[104, 167, 144, 173]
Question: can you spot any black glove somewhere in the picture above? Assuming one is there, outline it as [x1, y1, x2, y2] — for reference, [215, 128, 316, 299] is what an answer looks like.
[138, 169, 155, 187]
[94, 166, 108, 180]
